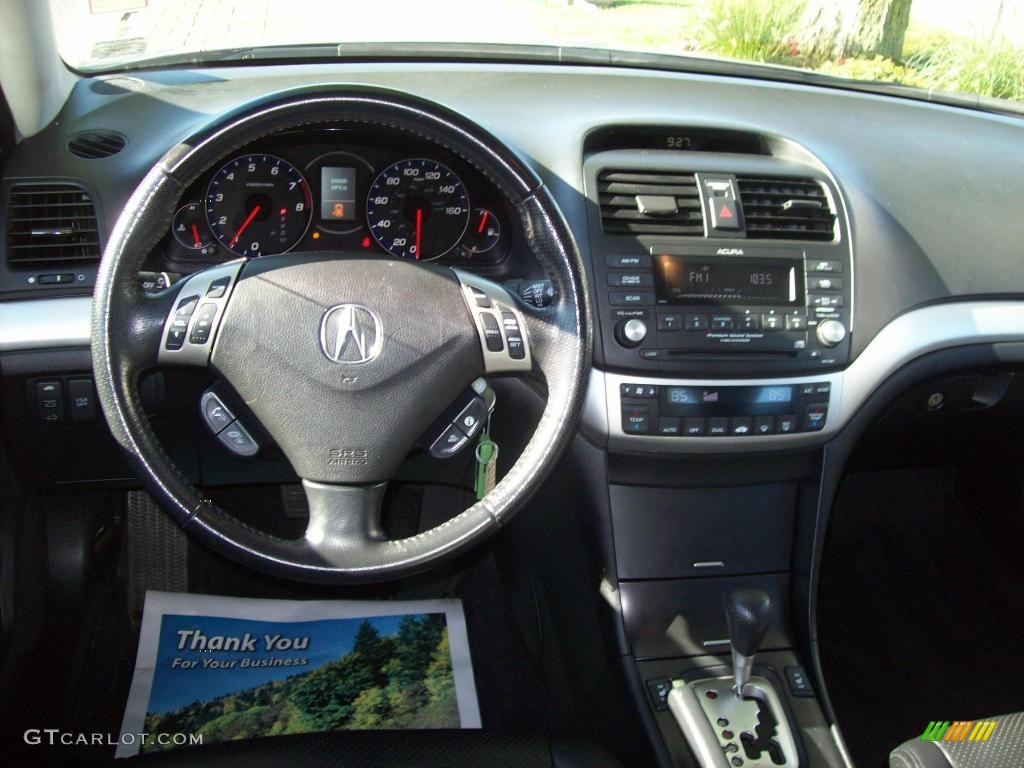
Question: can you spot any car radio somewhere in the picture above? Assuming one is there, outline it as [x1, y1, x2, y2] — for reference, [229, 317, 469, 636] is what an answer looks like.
[599, 244, 851, 375]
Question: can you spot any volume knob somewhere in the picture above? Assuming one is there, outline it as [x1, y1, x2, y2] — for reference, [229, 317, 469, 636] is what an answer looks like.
[816, 319, 847, 348]
[616, 318, 648, 348]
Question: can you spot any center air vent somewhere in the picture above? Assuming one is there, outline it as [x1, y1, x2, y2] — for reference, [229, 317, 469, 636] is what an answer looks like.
[6, 183, 101, 268]
[598, 169, 704, 235]
[737, 176, 836, 241]
[67, 130, 127, 159]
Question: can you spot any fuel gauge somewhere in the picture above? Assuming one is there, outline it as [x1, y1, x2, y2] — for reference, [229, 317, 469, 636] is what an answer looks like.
[461, 208, 501, 256]
[172, 202, 216, 257]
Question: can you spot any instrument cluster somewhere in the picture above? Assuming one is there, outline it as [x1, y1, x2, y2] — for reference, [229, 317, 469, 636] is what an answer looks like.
[160, 127, 513, 272]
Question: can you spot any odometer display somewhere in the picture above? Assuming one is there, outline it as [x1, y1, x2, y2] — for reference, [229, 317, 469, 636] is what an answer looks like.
[366, 159, 469, 260]
[206, 154, 312, 257]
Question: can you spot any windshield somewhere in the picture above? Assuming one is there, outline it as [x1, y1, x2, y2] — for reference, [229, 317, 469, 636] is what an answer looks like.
[50, 0, 1024, 105]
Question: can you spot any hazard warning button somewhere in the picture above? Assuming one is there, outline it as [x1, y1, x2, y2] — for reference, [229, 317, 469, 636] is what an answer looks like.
[700, 175, 743, 234]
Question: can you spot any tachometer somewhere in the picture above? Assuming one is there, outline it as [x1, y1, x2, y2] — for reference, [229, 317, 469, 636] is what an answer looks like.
[206, 154, 311, 257]
[366, 159, 469, 260]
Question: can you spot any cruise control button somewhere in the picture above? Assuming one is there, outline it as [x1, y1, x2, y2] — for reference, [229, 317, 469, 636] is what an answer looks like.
[480, 313, 504, 352]
[217, 421, 259, 457]
[500, 311, 526, 360]
[166, 295, 199, 350]
[468, 285, 492, 308]
[189, 303, 218, 345]
[455, 397, 488, 439]
[201, 391, 235, 435]
[430, 423, 470, 458]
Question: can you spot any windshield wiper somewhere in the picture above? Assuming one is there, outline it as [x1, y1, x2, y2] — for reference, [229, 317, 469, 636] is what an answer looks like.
[86, 42, 1024, 120]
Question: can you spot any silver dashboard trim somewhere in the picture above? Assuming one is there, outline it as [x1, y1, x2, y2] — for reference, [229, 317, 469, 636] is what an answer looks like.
[0, 295, 92, 351]
[586, 300, 1024, 453]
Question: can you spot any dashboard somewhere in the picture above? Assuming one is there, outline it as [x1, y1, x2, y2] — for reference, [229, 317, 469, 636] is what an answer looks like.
[151, 127, 519, 277]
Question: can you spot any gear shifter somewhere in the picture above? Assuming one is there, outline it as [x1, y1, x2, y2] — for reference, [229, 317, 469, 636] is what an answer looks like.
[723, 586, 772, 696]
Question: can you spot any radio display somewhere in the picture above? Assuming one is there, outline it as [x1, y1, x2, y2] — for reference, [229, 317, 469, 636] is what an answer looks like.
[660, 385, 795, 416]
[653, 254, 803, 306]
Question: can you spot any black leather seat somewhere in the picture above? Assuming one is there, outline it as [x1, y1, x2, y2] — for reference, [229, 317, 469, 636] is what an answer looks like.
[890, 711, 1024, 768]
[118, 730, 624, 768]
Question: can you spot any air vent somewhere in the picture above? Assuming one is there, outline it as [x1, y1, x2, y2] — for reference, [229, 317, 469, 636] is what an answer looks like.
[737, 176, 836, 241]
[598, 169, 704, 235]
[6, 183, 101, 268]
[67, 130, 126, 159]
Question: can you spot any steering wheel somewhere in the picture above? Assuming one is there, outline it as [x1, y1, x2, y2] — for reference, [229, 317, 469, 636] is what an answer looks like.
[91, 86, 592, 584]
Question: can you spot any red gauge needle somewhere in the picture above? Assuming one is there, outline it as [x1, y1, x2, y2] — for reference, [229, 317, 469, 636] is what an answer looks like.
[477, 210, 489, 234]
[229, 204, 261, 248]
[414, 207, 423, 261]
[190, 223, 202, 249]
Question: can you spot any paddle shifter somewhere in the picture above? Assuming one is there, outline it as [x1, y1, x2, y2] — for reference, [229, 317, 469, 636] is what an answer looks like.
[723, 586, 772, 697]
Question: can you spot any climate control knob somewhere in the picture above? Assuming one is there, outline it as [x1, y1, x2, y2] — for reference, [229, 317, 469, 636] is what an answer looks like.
[816, 319, 847, 348]
[616, 318, 648, 348]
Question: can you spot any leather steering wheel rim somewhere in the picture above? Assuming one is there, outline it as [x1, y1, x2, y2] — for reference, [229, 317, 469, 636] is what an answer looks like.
[91, 85, 592, 584]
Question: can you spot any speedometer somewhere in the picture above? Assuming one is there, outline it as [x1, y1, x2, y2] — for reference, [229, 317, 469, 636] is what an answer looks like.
[366, 159, 470, 260]
[206, 154, 311, 257]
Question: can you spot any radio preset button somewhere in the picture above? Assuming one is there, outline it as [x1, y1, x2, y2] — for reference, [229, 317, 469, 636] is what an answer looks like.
[609, 291, 654, 306]
[621, 406, 651, 434]
[808, 260, 842, 273]
[607, 273, 654, 287]
[739, 315, 761, 331]
[685, 314, 709, 331]
[658, 417, 681, 436]
[606, 254, 652, 269]
[761, 314, 784, 331]
[710, 314, 734, 331]
[657, 314, 683, 331]
[707, 417, 729, 436]
[786, 315, 807, 331]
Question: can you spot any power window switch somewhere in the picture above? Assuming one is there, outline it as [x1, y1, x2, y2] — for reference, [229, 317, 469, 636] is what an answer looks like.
[36, 380, 64, 424]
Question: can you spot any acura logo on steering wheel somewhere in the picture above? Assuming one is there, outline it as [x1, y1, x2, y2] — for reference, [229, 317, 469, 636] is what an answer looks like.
[319, 304, 384, 364]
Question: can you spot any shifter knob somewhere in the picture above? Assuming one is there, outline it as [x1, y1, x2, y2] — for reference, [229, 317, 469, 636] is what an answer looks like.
[723, 587, 772, 695]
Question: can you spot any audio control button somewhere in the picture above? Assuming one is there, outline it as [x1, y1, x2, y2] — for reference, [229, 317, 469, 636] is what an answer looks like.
[809, 277, 843, 291]
[616, 318, 648, 347]
[607, 273, 654, 287]
[739, 315, 761, 331]
[808, 260, 842, 273]
[761, 314, 784, 331]
[606, 254, 652, 269]
[609, 291, 654, 306]
[657, 314, 683, 331]
[786, 315, 807, 331]
[685, 314, 708, 331]
[710, 314, 734, 331]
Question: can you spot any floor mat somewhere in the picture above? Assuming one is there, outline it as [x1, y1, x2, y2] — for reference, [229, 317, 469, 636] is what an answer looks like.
[818, 468, 1024, 768]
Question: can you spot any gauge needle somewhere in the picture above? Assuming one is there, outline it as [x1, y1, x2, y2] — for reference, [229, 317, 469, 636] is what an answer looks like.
[229, 204, 261, 248]
[190, 224, 202, 249]
[414, 207, 423, 261]
[477, 210, 489, 234]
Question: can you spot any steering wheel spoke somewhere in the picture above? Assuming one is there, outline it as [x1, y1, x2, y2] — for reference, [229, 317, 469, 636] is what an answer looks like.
[302, 480, 387, 561]
[155, 260, 244, 368]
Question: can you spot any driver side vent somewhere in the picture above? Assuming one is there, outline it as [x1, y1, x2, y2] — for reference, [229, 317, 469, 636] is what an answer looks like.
[737, 176, 836, 241]
[598, 169, 704, 235]
[6, 183, 101, 268]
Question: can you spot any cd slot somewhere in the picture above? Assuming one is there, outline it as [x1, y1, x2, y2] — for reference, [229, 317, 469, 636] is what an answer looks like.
[662, 350, 798, 360]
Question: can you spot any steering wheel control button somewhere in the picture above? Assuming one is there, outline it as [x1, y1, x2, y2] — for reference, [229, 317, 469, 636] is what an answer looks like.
[217, 421, 259, 457]
[36, 380, 64, 424]
[206, 277, 231, 298]
[430, 424, 470, 459]
[480, 313, 504, 352]
[166, 295, 199, 350]
[201, 391, 235, 435]
[468, 285, 491, 308]
[188, 303, 219, 345]
[455, 398, 488, 440]
[500, 310, 526, 359]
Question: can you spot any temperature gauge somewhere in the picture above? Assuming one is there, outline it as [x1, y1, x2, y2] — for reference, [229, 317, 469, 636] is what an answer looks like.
[461, 208, 501, 255]
[172, 203, 216, 257]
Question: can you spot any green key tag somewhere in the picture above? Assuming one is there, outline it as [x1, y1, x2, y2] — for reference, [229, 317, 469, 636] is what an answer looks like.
[475, 435, 498, 501]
